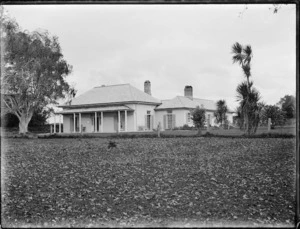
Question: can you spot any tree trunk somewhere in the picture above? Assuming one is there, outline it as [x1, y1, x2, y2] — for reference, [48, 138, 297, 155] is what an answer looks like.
[18, 112, 33, 134]
[197, 128, 202, 136]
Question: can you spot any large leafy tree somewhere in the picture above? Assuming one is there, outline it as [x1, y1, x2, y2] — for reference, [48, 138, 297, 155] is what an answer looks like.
[1, 107, 50, 127]
[1, 16, 74, 134]
[214, 99, 228, 127]
[191, 106, 206, 135]
[232, 42, 261, 135]
[261, 105, 286, 128]
[277, 95, 296, 119]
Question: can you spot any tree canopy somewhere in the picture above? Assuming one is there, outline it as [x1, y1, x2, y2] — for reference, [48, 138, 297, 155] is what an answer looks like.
[1, 15, 74, 133]
[277, 95, 296, 119]
[261, 105, 286, 128]
[214, 99, 228, 127]
[191, 106, 206, 135]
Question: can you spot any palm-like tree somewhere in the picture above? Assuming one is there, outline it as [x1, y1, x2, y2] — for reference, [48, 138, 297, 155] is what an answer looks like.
[214, 99, 228, 127]
[232, 42, 253, 92]
[232, 42, 260, 135]
[236, 81, 261, 135]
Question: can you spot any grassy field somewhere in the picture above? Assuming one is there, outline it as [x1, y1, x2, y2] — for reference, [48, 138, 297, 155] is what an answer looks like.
[1, 125, 296, 138]
[1, 137, 296, 227]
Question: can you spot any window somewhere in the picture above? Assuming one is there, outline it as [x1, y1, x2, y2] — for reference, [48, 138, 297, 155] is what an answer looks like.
[164, 113, 176, 130]
[167, 110, 172, 114]
[187, 112, 191, 123]
[147, 111, 151, 114]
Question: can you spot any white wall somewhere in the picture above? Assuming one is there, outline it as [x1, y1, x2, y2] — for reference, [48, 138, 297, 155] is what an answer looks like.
[103, 112, 117, 133]
[155, 109, 189, 130]
[80, 114, 94, 132]
[227, 113, 233, 124]
[155, 109, 225, 129]
[129, 104, 157, 131]
[63, 114, 72, 133]
[126, 111, 134, 132]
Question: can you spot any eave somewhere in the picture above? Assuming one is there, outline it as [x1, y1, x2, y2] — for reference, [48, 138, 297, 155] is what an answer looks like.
[59, 101, 162, 109]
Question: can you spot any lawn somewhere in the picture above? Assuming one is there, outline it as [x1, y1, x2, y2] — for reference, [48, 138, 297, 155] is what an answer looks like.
[1, 137, 296, 227]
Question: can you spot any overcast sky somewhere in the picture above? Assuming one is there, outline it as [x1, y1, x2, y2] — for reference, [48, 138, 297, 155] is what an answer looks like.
[4, 4, 296, 111]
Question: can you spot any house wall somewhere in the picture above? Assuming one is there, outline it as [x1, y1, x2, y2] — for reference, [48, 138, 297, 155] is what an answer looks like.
[127, 111, 134, 132]
[63, 114, 73, 133]
[103, 112, 117, 132]
[155, 109, 187, 130]
[227, 113, 233, 124]
[155, 109, 225, 129]
[80, 113, 94, 132]
[127, 104, 157, 131]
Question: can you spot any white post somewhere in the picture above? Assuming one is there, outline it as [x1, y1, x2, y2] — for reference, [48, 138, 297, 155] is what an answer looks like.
[207, 118, 210, 133]
[54, 114, 56, 133]
[59, 115, 62, 133]
[94, 112, 97, 132]
[79, 113, 82, 133]
[50, 124, 53, 134]
[133, 107, 137, 131]
[73, 113, 76, 133]
[125, 110, 128, 132]
[100, 112, 103, 132]
[268, 118, 271, 132]
[118, 111, 120, 133]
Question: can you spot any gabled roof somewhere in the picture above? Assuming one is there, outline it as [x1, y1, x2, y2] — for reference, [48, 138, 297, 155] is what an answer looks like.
[155, 96, 217, 111]
[62, 84, 161, 107]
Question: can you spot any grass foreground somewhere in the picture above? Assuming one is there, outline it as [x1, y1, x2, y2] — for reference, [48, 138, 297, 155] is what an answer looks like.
[1, 137, 296, 227]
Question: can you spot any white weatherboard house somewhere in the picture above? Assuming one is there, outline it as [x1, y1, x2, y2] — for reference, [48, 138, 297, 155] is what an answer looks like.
[57, 81, 234, 133]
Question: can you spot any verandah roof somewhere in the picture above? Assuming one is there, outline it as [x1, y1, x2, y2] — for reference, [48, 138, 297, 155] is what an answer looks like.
[56, 105, 133, 114]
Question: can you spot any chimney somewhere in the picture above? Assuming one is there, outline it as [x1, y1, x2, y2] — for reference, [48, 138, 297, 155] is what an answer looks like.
[184, 85, 193, 100]
[144, 80, 151, 95]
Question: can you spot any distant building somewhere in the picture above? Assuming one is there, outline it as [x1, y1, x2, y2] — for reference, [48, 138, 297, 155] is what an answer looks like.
[56, 81, 234, 133]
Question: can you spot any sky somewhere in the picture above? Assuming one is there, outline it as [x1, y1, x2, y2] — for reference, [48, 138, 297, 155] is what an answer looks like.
[4, 4, 296, 112]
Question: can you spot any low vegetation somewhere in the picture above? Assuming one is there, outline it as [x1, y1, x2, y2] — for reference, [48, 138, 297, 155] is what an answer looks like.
[2, 137, 296, 227]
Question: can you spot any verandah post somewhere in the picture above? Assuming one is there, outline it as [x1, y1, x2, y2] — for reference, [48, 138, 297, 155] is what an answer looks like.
[54, 114, 56, 133]
[79, 113, 82, 133]
[118, 110, 120, 133]
[59, 115, 62, 133]
[94, 112, 97, 132]
[125, 110, 128, 132]
[73, 113, 76, 133]
[100, 112, 103, 132]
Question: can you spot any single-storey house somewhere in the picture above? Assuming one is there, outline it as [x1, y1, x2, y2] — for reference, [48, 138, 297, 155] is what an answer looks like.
[57, 81, 234, 133]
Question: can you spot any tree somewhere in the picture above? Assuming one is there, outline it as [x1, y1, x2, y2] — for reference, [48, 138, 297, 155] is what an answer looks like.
[1, 107, 50, 128]
[232, 42, 261, 135]
[277, 95, 296, 119]
[261, 105, 286, 128]
[235, 81, 262, 135]
[1, 16, 74, 134]
[191, 106, 206, 135]
[214, 99, 228, 128]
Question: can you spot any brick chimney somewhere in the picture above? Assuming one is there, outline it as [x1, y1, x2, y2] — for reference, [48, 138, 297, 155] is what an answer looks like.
[144, 80, 151, 95]
[184, 85, 193, 100]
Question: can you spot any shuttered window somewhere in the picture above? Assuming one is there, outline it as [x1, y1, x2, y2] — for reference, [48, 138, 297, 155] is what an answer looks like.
[186, 112, 191, 123]
[163, 113, 176, 130]
[145, 114, 153, 130]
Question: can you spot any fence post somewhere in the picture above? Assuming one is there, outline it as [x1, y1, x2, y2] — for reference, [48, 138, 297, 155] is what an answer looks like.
[207, 119, 210, 133]
[157, 122, 161, 138]
[268, 118, 271, 132]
